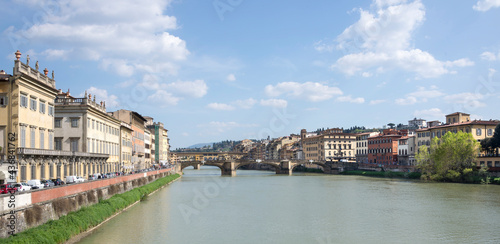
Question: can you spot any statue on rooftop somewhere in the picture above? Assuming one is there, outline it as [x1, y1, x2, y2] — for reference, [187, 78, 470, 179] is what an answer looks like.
[26, 55, 30, 65]
[35, 61, 39, 71]
[52, 70, 55, 79]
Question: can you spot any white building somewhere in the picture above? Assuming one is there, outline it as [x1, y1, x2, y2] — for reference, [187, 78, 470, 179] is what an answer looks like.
[54, 91, 121, 174]
[356, 132, 380, 163]
[408, 118, 427, 129]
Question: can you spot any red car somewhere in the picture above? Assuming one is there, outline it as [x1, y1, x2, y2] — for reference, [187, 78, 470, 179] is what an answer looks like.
[0, 184, 18, 194]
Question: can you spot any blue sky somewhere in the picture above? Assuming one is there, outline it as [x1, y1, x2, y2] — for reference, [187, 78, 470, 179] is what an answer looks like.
[1, 0, 500, 148]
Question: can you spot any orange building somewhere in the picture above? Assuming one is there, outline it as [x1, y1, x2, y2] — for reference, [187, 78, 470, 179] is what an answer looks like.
[368, 129, 408, 165]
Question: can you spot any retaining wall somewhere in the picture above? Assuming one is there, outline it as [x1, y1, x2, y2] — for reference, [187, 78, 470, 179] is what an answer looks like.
[0, 168, 173, 238]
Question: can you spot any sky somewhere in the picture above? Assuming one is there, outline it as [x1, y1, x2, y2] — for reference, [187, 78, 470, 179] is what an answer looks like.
[1, 0, 500, 149]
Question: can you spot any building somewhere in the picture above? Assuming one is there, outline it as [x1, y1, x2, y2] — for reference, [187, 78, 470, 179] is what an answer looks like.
[302, 128, 356, 162]
[408, 118, 427, 129]
[54, 90, 121, 175]
[398, 136, 416, 165]
[0, 51, 109, 183]
[145, 118, 170, 165]
[356, 132, 380, 163]
[119, 122, 133, 172]
[368, 129, 408, 165]
[109, 109, 147, 171]
[415, 112, 499, 167]
[144, 129, 152, 168]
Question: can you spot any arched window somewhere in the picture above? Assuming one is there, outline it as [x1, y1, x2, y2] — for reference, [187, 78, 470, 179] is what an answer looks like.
[476, 128, 482, 136]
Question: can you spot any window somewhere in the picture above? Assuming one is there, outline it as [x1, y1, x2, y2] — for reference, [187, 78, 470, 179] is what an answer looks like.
[40, 130, 44, 149]
[20, 126, 26, 147]
[55, 118, 62, 128]
[30, 97, 37, 111]
[39, 101, 46, 114]
[71, 118, 79, 127]
[70, 138, 79, 152]
[49, 132, 53, 150]
[92, 120, 95, 129]
[488, 129, 493, 136]
[476, 128, 482, 136]
[88, 118, 90, 128]
[0, 93, 7, 106]
[48, 105, 54, 116]
[20, 94, 28, 108]
[55, 138, 62, 150]
[30, 127, 36, 148]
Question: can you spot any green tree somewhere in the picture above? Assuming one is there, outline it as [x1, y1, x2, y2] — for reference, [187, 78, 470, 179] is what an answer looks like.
[416, 131, 484, 183]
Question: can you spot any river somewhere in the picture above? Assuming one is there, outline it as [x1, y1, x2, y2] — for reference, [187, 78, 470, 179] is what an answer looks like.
[78, 166, 500, 244]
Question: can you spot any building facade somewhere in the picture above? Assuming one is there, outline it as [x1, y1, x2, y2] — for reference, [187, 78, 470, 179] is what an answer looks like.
[356, 132, 380, 163]
[368, 129, 407, 165]
[119, 122, 133, 172]
[110, 109, 147, 171]
[302, 129, 356, 162]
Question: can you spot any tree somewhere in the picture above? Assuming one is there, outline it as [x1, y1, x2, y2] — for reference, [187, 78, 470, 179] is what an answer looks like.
[416, 131, 485, 183]
[387, 123, 395, 129]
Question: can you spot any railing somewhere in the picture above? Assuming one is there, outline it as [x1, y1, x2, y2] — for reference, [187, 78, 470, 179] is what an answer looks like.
[54, 97, 107, 113]
[14, 60, 56, 88]
[17, 148, 109, 158]
[478, 153, 500, 158]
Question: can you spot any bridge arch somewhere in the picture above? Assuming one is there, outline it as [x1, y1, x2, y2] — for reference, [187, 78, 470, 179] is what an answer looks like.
[235, 161, 281, 174]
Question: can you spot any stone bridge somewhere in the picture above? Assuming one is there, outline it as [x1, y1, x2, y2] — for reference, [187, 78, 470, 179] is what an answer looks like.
[177, 160, 356, 176]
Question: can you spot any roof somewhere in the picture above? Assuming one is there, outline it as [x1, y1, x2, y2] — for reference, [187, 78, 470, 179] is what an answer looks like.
[446, 112, 470, 116]
[416, 120, 500, 131]
[132, 111, 147, 122]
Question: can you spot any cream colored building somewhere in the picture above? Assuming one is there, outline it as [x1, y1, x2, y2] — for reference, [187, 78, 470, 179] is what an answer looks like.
[144, 129, 152, 168]
[0, 51, 109, 183]
[54, 91, 121, 175]
[302, 129, 356, 162]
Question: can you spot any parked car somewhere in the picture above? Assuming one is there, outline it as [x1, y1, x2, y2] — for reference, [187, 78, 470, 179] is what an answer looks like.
[27, 179, 44, 190]
[66, 175, 85, 184]
[75, 176, 85, 183]
[13, 182, 31, 191]
[51, 178, 65, 186]
[0, 184, 18, 194]
[41, 180, 55, 188]
[89, 173, 101, 180]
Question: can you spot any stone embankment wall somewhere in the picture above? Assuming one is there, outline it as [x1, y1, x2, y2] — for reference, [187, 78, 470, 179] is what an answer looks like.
[0, 168, 173, 238]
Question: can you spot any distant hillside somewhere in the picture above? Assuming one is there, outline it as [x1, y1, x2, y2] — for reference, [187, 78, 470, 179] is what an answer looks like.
[187, 143, 213, 149]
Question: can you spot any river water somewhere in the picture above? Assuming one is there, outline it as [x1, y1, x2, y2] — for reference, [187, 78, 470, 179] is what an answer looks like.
[79, 166, 500, 244]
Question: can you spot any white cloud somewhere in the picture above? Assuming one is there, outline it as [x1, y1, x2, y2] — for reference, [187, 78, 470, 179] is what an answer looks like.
[233, 98, 257, 109]
[395, 96, 418, 105]
[165, 80, 208, 98]
[413, 108, 445, 120]
[226, 74, 236, 81]
[265, 81, 343, 102]
[336, 95, 365, 104]
[140, 77, 208, 105]
[444, 93, 486, 109]
[361, 72, 372, 77]
[207, 103, 235, 111]
[79, 87, 120, 108]
[481, 51, 499, 61]
[313, 40, 334, 52]
[395, 86, 444, 105]
[332, 0, 473, 78]
[8, 0, 189, 77]
[260, 99, 288, 108]
[369, 99, 386, 105]
[147, 90, 180, 106]
[473, 0, 500, 11]
[305, 107, 320, 111]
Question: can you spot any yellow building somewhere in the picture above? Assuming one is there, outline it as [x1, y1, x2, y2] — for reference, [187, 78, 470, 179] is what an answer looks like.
[0, 51, 110, 183]
[416, 112, 499, 166]
[120, 122, 133, 172]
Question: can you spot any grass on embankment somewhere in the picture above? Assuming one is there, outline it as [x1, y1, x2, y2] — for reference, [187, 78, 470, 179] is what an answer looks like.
[341, 170, 421, 179]
[4, 173, 180, 244]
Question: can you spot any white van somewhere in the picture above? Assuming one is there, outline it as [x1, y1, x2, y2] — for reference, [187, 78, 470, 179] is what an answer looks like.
[27, 180, 44, 189]
[66, 175, 78, 184]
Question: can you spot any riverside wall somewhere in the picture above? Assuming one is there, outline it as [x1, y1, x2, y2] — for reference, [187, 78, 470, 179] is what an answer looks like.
[0, 168, 173, 238]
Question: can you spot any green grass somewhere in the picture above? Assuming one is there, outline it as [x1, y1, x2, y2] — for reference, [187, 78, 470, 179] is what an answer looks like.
[4, 173, 180, 244]
[341, 170, 421, 179]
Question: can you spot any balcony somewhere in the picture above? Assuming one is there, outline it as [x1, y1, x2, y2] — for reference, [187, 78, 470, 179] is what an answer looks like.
[54, 97, 106, 113]
[17, 148, 109, 158]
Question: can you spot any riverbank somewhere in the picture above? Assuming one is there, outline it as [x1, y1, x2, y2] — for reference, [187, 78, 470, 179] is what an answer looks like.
[341, 170, 421, 179]
[3, 173, 181, 244]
